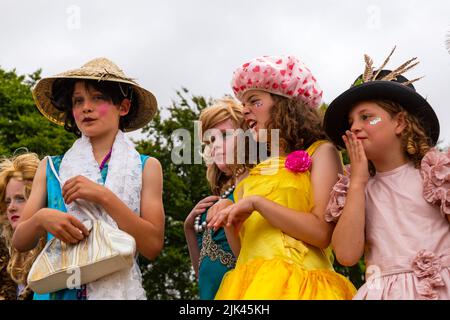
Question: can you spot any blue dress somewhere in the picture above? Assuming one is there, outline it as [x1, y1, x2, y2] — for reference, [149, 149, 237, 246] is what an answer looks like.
[196, 193, 236, 300]
[33, 154, 149, 300]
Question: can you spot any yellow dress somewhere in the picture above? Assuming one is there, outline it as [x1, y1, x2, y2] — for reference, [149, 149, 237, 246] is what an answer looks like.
[215, 141, 356, 300]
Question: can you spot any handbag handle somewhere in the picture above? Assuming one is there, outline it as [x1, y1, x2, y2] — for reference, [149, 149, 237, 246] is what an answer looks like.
[46, 156, 97, 222]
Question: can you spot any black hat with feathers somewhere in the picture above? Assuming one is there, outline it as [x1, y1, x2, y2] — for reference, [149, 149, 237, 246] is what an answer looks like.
[324, 46, 439, 149]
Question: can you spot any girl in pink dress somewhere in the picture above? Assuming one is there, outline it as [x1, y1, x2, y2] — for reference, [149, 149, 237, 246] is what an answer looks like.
[323, 48, 450, 299]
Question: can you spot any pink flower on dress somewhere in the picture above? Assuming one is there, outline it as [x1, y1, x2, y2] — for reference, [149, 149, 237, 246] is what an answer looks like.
[412, 249, 445, 300]
[285, 150, 312, 173]
[324, 170, 350, 223]
[420, 148, 450, 216]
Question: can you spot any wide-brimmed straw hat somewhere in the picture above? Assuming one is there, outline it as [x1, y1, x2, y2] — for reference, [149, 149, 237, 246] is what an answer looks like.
[32, 57, 158, 132]
[324, 47, 440, 148]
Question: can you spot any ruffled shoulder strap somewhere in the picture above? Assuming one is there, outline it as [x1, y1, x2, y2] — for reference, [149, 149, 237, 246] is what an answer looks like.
[324, 165, 351, 223]
[420, 148, 450, 216]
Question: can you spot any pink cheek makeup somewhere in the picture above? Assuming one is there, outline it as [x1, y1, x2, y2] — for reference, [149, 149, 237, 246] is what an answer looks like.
[72, 108, 82, 122]
[98, 103, 110, 118]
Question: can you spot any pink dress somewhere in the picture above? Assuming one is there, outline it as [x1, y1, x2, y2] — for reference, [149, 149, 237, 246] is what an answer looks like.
[326, 149, 450, 299]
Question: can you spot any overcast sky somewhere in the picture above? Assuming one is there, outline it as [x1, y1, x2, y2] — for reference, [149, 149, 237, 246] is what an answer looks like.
[1, 0, 449, 146]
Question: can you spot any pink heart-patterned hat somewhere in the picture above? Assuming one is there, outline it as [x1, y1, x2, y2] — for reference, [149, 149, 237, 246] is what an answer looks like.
[231, 55, 323, 108]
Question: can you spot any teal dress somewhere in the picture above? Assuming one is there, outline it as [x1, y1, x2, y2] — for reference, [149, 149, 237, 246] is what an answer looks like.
[33, 154, 149, 300]
[196, 193, 236, 300]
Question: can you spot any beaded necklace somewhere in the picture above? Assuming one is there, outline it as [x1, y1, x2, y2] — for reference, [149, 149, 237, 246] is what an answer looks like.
[194, 184, 236, 233]
[194, 167, 245, 234]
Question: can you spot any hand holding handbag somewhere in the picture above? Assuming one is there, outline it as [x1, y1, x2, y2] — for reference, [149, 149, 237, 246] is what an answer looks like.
[27, 156, 136, 294]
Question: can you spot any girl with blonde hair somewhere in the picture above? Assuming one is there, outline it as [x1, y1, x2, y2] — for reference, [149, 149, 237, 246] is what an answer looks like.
[0, 152, 46, 300]
[184, 97, 247, 299]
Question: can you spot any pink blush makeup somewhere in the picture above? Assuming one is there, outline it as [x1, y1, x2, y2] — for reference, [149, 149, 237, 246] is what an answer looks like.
[98, 103, 110, 117]
[72, 108, 82, 121]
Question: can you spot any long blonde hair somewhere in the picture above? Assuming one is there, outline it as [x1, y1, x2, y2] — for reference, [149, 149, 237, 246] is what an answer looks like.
[199, 97, 246, 195]
[0, 153, 45, 285]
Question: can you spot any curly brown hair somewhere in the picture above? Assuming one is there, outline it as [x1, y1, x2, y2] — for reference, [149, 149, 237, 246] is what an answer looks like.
[266, 94, 328, 154]
[370, 99, 433, 168]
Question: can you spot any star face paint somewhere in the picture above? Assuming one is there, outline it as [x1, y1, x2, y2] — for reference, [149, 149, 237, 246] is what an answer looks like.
[254, 100, 263, 108]
[369, 117, 382, 125]
[242, 90, 276, 142]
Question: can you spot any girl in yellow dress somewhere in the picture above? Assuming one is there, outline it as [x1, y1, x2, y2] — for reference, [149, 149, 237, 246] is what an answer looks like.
[208, 55, 356, 299]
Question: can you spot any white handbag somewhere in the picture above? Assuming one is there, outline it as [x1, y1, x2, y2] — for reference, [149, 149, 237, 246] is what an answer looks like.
[27, 156, 136, 294]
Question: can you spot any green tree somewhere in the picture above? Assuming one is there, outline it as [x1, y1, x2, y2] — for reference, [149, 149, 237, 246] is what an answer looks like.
[0, 67, 75, 157]
[135, 88, 213, 299]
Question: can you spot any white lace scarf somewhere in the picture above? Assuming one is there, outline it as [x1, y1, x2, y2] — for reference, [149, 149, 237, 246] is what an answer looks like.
[59, 130, 147, 300]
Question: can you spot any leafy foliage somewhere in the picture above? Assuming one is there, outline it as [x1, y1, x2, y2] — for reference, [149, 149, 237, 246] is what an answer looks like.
[135, 88, 213, 299]
[0, 67, 75, 157]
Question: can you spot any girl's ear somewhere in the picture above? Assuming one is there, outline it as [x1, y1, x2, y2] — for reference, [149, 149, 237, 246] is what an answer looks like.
[119, 99, 131, 116]
[394, 112, 407, 135]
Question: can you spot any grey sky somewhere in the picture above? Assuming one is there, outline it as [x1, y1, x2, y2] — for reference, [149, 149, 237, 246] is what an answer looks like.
[1, 0, 449, 145]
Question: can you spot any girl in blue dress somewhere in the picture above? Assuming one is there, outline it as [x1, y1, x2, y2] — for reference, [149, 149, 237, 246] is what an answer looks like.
[184, 98, 247, 299]
[12, 58, 165, 300]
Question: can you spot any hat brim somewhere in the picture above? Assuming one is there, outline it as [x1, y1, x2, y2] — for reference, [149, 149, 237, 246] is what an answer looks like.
[32, 75, 157, 132]
[324, 81, 440, 149]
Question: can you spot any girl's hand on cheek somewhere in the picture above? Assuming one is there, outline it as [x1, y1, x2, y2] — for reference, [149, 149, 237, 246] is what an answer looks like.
[343, 131, 369, 187]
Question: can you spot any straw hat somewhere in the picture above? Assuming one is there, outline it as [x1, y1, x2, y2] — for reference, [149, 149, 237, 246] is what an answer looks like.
[32, 57, 158, 132]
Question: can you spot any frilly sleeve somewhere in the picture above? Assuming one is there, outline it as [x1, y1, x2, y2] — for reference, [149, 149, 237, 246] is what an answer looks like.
[420, 148, 450, 216]
[325, 165, 351, 223]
